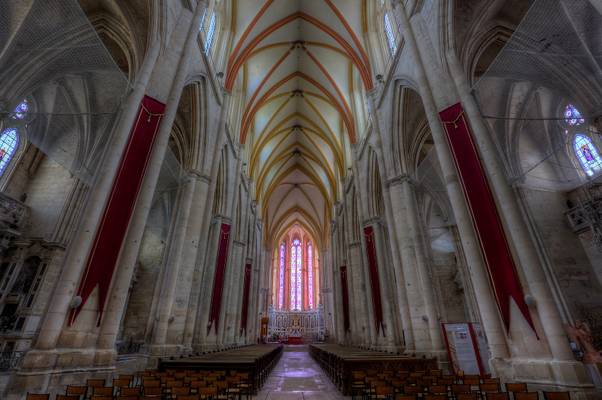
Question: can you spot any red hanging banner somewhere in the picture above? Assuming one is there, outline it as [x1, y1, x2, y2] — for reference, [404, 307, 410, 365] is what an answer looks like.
[439, 102, 535, 333]
[69, 95, 165, 325]
[363, 226, 384, 333]
[240, 262, 252, 335]
[340, 265, 350, 333]
[208, 223, 231, 334]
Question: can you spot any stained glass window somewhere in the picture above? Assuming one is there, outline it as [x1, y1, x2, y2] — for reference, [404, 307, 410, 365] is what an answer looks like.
[565, 104, 584, 126]
[204, 12, 216, 55]
[384, 13, 397, 55]
[13, 99, 29, 120]
[307, 242, 313, 309]
[278, 243, 285, 309]
[0, 128, 19, 176]
[290, 239, 302, 310]
[574, 134, 602, 177]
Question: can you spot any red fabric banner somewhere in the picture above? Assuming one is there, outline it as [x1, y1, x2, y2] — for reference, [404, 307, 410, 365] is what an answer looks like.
[340, 265, 350, 333]
[69, 95, 165, 325]
[363, 226, 384, 333]
[208, 223, 231, 334]
[439, 102, 535, 333]
[240, 262, 252, 335]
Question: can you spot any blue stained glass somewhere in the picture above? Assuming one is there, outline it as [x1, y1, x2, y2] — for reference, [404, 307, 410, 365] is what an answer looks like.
[290, 239, 302, 310]
[205, 12, 216, 55]
[13, 99, 28, 120]
[565, 104, 584, 126]
[574, 134, 602, 177]
[384, 13, 397, 55]
[0, 128, 19, 176]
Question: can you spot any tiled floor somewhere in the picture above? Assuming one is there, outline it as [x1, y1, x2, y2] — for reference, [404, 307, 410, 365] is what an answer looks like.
[255, 345, 349, 399]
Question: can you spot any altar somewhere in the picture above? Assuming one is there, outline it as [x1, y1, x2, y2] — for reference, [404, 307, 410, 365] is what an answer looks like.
[267, 304, 325, 343]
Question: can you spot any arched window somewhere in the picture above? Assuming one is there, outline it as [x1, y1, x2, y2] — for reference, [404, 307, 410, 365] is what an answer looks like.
[564, 104, 584, 126]
[278, 243, 285, 309]
[307, 241, 313, 309]
[384, 12, 397, 55]
[290, 239, 302, 310]
[574, 134, 602, 177]
[0, 128, 19, 176]
[200, 9, 217, 55]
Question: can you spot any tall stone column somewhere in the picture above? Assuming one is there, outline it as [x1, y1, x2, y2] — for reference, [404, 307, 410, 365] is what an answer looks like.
[382, 184, 414, 351]
[30, 41, 161, 353]
[347, 242, 372, 346]
[148, 174, 196, 354]
[94, 2, 207, 358]
[175, 174, 212, 350]
[403, 178, 444, 354]
[370, 221, 401, 351]
[395, 5, 511, 366]
[446, 53, 587, 382]
[387, 178, 431, 352]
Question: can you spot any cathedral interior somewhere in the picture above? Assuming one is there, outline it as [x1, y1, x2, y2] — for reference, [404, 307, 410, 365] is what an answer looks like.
[0, 0, 601, 398]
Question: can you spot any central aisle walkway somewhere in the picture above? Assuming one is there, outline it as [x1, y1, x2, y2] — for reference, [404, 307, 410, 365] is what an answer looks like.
[256, 345, 348, 399]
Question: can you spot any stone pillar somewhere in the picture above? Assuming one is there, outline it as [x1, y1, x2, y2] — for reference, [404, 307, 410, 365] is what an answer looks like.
[396, 5, 511, 366]
[382, 184, 414, 351]
[95, 2, 207, 357]
[446, 53, 588, 383]
[347, 242, 372, 346]
[31, 41, 160, 352]
[403, 177, 444, 355]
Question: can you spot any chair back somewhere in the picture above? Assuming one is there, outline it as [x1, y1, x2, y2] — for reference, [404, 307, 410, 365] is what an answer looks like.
[92, 387, 113, 396]
[515, 393, 538, 400]
[506, 383, 527, 393]
[544, 392, 571, 400]
[481, 383, 500, 393]
[66, 386, 87, 396]
[26, 394, 50, 400]
[457, 393, 479, 400]
[486, 393, 509, 400]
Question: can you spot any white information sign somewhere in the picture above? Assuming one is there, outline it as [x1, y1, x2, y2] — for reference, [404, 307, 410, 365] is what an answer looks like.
[442, 323, 482, 375]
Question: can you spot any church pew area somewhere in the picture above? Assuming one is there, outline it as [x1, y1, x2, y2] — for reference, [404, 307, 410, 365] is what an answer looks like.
[309, 344, 575, 400]
[158, 344, 283, 394]
[310, 344, 437, 396]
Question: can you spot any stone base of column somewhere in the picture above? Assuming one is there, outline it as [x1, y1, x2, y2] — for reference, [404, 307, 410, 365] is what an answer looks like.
[492, 357, 594, 390]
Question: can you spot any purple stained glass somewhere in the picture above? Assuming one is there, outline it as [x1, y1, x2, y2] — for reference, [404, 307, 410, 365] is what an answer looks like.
[308, 242, 313, 309]
[290, 239, 302, 310]
[565, 104, 584, 126]
[13, 99, 28, 120]
[278, 243, 285, 309]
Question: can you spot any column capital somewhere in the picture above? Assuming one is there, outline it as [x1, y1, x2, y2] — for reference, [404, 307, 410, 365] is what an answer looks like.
[386, 173, 415, 187]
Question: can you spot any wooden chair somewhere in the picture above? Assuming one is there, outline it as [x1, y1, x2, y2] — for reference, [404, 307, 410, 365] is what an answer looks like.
[424, 395, 446, 400]
[483, 378, 500, 385]
[395, 395, 416, 400]
[198, 387, 218, 399]
[92, 387, 113, 396]
[113, 378, 131, 389]
[429, 385, 448, 395]
[457, 394, 479, 400]
[143, 380, 161, 388]
[375, 385, 395, 399]
[56, 396, 79, 400]
[120, 387, 141, 396]
[544, 392, 571, 400]
[514, 393, 538, 400]
[403, 385, 423, 395]
[480, 383, 501, 393]
[143, 386, 162, 396]
[26, 394, 49, 400]
[452, 384, 472, 395]
[116, 397, 139, 400]
[487, 393, 509, 400]
[65, 385, 87, 397]
[428, 370, 443, 377]
[506, 383, 527, 393]
[171, 386, 191, 398]
[87, 379, 106, 388]
[90, 396, 112, 400]
[177, 396, 201, 400]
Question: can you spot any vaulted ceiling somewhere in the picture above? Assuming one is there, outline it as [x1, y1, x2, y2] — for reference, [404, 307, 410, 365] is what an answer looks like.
[226, 0, 373, 248]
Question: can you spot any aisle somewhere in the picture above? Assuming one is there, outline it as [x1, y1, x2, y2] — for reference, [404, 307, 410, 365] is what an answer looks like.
[255, 345, 348, 399]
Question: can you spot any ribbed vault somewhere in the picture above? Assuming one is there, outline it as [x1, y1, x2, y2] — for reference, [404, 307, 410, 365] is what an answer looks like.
[227, 0, 372, 248]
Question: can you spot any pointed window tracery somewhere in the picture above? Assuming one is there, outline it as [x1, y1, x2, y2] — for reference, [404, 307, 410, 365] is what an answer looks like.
[278, 243, 285, 309]
[290, 239, 302, 310]
[574, 134, 602, 177]
[384, 12, 397, 55]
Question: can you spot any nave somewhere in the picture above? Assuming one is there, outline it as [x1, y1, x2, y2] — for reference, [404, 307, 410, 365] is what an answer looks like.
[0, 0, 601, 398]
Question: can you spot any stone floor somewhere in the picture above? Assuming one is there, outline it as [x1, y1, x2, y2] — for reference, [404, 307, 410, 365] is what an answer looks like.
[255, 345, 349, 399]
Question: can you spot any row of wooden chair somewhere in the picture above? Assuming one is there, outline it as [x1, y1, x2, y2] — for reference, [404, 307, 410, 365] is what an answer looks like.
[26, 368, 253, 400]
